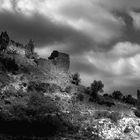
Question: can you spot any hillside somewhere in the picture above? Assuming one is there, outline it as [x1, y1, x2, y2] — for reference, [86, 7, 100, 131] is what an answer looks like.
[0, 31, 140, 140]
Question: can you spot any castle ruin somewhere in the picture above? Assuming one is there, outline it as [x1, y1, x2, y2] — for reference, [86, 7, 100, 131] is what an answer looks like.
[0, 32, 70, 87]
[37, 50, 70, 73]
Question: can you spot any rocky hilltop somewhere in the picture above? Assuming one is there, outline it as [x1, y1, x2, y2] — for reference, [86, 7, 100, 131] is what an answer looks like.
[1, 32, 140, 140]
[0, 31, 71, 90]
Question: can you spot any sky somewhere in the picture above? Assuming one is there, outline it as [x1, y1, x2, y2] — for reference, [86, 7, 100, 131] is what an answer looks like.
[1, 0, 140, 95]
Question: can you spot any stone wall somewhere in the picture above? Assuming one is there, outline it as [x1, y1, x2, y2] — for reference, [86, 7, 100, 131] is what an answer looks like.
[38, 51, 70, 74]
[48, 50, 70, 73]
[37, 51, 70, 88]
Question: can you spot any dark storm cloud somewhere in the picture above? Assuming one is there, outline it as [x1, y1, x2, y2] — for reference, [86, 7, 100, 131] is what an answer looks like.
[0, 11, 76, 45]
[113, 11, 140, 44]
[0, 11, 94, 55]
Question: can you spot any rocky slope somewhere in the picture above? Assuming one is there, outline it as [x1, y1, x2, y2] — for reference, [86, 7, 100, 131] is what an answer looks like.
[0, 32, 140, 140]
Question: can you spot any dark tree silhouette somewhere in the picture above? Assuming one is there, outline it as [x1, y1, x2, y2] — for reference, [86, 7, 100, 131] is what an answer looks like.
[71, 72, 81, 86]
[112, 90, 123, 100]
[103, 93, 109, 97]
[137, 89, 140, 100]
[89, 80, 104, 101]
[0, 31, 10, 51]
[25, 39, 34, 58]
[122, 94, 136, 105]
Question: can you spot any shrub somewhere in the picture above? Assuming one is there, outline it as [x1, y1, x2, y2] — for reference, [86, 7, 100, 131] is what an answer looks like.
[97, 96, 115, 107]
[85, 87, 90, 95]
[0, 56, 19, 73]
[0, 100, 76, 137]
[1, 87, 26, 99]
[65, 85, 74, 94]
[109, 112, 122, 123]
[71, 72, 81, 86]
[89, 80, 104, 101]
[76, 93, 84, 101]
[27, 81, 61, 93]
[9, 103, 29, 121]
[80, 126, 104, 140]
[27, 92, 60, 115]
[112, 90, 123, 101]
[137, 89, 140, 99]
[0, 105, 74, 136]
[122, 95, 136, 106]
[94, 111, 121, 123]
[134, 109, 140, 118]
[103, 93, 109, 97]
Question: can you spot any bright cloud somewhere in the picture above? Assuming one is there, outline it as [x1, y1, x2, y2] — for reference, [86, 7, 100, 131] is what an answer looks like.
[85, 42, 140, 93]
[109, 42, 140, 57]
[87, 42, 140, 76]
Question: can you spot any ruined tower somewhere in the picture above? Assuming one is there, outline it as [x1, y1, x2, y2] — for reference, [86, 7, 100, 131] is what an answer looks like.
[48, 50, 70, 72]
[0, 32, 10, 51]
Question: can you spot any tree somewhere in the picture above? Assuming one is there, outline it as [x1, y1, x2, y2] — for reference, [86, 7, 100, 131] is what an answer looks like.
[123, 94, 136, 106]
[103, 93, 109, 97]
[89, 80, 104, 100]
[25, 39, 34, 58]
[137, 89, 140, 100]
[112, 90, 123, 101]
[0, 31, 10, 51]
[71, 72, 81, 86]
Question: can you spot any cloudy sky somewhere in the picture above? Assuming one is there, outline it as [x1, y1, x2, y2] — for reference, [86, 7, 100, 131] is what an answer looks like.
[1, 0, 140, 95]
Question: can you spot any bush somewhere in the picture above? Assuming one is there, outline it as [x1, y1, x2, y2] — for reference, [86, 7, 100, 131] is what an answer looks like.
[94, 111, 121, 123]
[89, 80, 104, 101]
[97, 96, 115, 107]
[134, 109, 140, 118]
[27, 81, 61, 93]
[27, 92, 60, 115]
[0, 107, 74, 136]
[65, 85, 75, 94]
[123, 95, 136, 106]
[76, 93, 84, 101]
[103, 93, 109, 97]
[71, 73, 81, 86]
[0, 56, 19, 73]
[112, 90, 123, 101]
[0, 92, 76, 137]
[9, 103, 29, 121]
[28, 92, 45, 107]
[1, 88, 25, 100]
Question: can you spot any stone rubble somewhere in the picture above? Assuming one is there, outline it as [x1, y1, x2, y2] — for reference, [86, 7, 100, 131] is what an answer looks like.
[90, 117, 140, 140]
